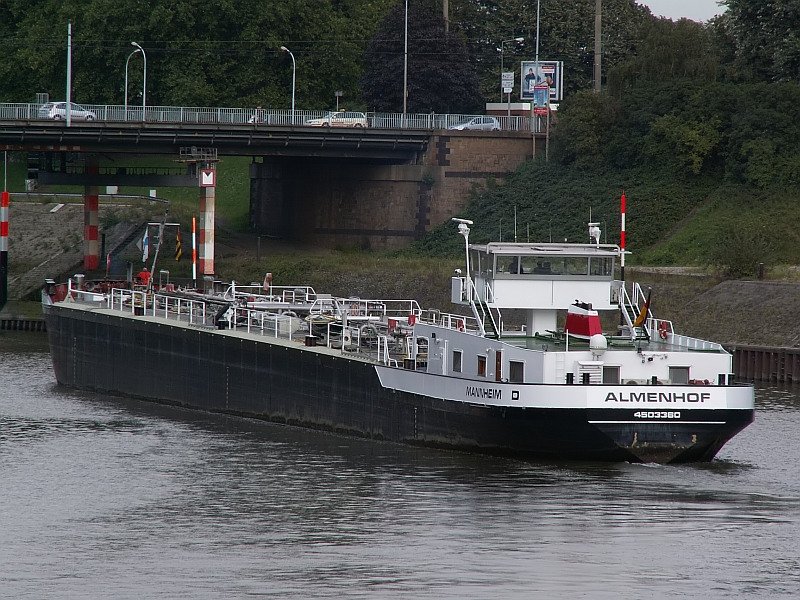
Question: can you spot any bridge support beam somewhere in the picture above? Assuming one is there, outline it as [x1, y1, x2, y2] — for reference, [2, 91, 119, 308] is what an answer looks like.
[83, 158, 100, 270]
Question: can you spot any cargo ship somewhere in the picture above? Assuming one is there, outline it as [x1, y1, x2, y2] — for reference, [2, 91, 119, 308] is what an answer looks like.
[42, 220, 754, 463]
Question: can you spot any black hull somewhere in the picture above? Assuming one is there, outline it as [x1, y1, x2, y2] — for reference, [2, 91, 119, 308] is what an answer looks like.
[43, 304, 753, 463]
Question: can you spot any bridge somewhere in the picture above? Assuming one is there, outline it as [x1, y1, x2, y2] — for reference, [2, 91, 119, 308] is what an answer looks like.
[0, 103, 546, 274]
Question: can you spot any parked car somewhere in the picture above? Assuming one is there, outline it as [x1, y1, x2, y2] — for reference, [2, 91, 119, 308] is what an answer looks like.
[305, 111, 368, 128]
[37, 102, 96, 121]
[448, 116, 501, 131]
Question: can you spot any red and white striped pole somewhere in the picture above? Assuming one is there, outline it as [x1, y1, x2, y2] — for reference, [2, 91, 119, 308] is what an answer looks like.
[1, 190, 9, 311]
[191, 216, 197, 288]
[84, 159, 100, 270]
[620, 191, 626, 282]
[198, 168, 215, 276]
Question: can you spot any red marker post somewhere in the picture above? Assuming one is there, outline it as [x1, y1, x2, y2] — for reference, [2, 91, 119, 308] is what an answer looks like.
[620, 191, 626, 282]
[0, 190, 9, 311]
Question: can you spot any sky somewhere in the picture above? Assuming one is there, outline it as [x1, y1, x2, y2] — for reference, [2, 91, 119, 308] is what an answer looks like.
[638, 0, 725, 22]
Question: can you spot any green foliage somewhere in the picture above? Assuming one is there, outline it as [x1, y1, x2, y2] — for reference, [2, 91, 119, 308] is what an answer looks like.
[0, 0, 394, 109]
[552, 75, 800, 191]
[646, 115, 722, 175]
[450, 0, 650, 100]
[723, 0, 800, 82]
[361, 0, 483, 113]
[636, 185, 800, 273]
[551, 90, 619, 168]
[607, 17, 721, 92]
[0, 0, 659, 109]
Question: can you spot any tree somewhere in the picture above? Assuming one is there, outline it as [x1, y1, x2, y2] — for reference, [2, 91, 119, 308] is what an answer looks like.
[723, 0, 800, 82]
[449, 0, 651, 100]
[361, 0, 484, 113]
[607, 17, 721, 93]
[0, 0, 394, 109]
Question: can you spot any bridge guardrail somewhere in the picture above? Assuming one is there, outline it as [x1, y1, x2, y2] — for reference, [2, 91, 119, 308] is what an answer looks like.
[0, 103, 546, 133]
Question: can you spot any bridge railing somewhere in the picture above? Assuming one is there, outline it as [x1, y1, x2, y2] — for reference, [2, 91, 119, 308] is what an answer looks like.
[0, 103, 546, 133]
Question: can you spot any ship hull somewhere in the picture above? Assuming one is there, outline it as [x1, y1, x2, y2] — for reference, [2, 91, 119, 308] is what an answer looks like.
[43, 303, 753, 463]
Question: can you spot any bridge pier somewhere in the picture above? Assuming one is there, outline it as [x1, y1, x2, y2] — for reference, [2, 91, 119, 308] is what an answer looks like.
[248, 133, 537, 249]
[250, 159, 291, 239]
[250, 158, 426, 249]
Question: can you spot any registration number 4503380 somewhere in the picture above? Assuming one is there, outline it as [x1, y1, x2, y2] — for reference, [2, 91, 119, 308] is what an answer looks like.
[633, 411, 681, 419]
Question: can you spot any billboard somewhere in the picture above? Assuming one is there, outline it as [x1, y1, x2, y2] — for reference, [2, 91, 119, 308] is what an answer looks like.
[520, 61, 563, 102]
[533, 85, 549, 115]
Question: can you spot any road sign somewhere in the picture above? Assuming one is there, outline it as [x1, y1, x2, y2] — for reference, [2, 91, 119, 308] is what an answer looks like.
[501, 71, 514, 94]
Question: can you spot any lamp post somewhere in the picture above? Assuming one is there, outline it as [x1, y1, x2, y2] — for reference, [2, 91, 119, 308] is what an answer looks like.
[499, 37, 524, 102]
[130, 42, 146, 119]
[403, 0, 408, 118]
[124, 48, 141, 121]
[66, 21, 72, 127]
[280, 46, 296, 124]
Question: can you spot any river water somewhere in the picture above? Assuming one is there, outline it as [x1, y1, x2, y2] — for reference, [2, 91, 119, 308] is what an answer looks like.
[1, 332, 799, 599]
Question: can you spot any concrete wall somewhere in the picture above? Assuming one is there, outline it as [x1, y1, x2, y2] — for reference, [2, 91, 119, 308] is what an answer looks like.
[250, 132, 540, 249]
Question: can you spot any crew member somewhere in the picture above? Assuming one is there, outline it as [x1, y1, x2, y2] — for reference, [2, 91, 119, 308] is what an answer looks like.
[137, 267, 151, 286]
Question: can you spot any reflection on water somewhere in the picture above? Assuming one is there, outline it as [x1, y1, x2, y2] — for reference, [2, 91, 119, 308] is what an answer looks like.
[1, 342, 799, 599]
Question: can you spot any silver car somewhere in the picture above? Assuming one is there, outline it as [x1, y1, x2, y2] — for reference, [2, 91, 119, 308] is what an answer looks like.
[38, 102, 97, 121]
[448, 116, 501, 131]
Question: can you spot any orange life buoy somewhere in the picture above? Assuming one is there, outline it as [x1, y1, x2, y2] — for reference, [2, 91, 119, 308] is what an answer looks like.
[658, 321, 668, 340]
[457, 319, 465, 332]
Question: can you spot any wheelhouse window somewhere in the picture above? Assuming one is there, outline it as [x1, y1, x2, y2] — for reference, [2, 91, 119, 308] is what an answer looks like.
[470, 250, 482, 277]
[477, 355, 487, 377]
[564, 257, 589, 275]
[589, 257, 613, 276]
[509, 360, 524, 383]
[669, 366, 690, 384]
[452, 350, 463, 373]
[602, 365, 620, 384]
[495, 255, 518, 274]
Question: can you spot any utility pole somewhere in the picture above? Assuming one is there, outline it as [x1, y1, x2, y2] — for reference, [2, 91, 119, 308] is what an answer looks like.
[403, 0, 408, 116]
[443, 0, 449, 33]
[594, 0, 602, 92]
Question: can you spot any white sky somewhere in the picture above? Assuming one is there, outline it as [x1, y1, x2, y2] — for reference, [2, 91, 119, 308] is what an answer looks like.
[638, 0, 725, 22]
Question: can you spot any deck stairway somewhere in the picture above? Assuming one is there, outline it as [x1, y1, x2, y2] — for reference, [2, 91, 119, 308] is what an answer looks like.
[471, 280, 502, 338]
[618, 282, 653, 341]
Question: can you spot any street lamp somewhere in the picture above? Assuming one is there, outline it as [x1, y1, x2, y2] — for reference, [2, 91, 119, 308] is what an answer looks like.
[124, 47, 142, 121]
[403, 0, 408, 117]
[280, 46, 296, 124]
[130, 41, 146, 118]
[499, 37, 524, 102]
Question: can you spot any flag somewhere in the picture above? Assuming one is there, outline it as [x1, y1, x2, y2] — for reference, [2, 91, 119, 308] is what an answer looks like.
[141, 227, 150, 263]
[633, 287, 652, 327]
[175, 229, 182, 262]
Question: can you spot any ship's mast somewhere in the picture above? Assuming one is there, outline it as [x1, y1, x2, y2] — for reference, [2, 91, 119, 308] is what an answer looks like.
[452, 218, 486, 336]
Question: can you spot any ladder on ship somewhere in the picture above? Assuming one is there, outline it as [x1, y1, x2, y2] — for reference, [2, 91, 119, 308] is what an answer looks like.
[618, 282, 653, 341]
[469, 280, 501, 338]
